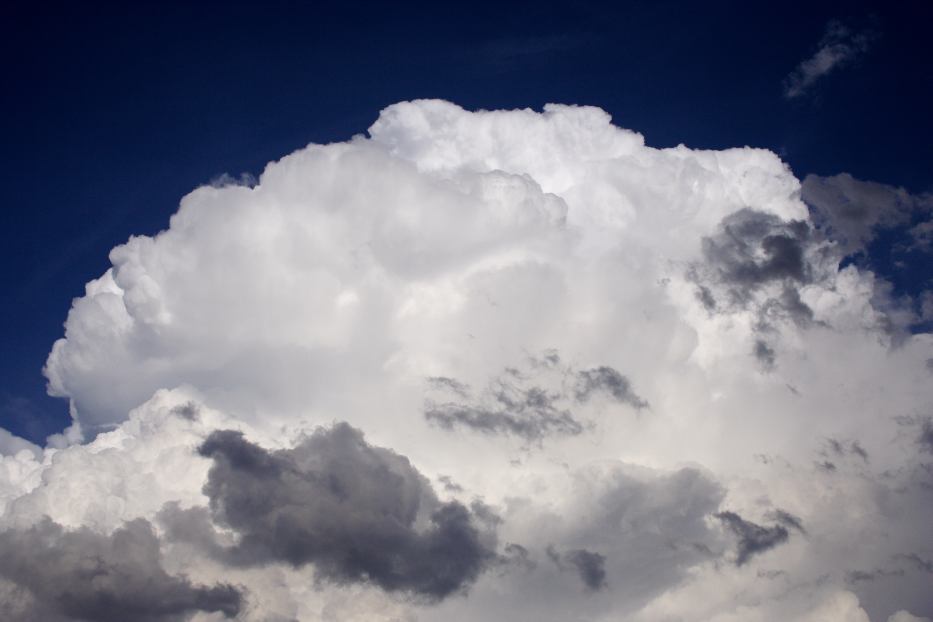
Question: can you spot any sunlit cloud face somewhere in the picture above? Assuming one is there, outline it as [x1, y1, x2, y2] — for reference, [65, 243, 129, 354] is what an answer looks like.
[1, 100, 931, 621]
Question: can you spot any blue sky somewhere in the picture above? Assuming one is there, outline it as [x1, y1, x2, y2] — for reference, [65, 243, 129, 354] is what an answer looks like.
[1, 1, 931, 440]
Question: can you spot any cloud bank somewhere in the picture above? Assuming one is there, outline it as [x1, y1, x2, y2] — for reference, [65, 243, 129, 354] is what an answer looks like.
[0, 99, 930, 620]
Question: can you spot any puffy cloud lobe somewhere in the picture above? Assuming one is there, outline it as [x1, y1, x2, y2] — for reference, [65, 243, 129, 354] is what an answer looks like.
[0, 517, 242, 622]
[43, 99, 810, 438]
[197, 423, 496, 599]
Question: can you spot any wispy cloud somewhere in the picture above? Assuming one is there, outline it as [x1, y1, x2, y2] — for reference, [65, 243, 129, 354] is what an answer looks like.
[784, 20, 877, 99]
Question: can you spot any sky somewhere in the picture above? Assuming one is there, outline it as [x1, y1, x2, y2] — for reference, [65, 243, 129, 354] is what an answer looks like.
[1, 1, 932, 621]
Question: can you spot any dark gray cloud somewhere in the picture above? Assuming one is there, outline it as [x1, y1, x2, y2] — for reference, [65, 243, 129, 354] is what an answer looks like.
[802, 173, 933, 337]
[817, 460, 837, 472]
[0, 517, 242, 622]
[425, 385, 584, 441]
[753, 340, 776, 370]
[546, 546, 608, 592]
[716, 511, 790, 566]
[500, 543, 536, 572]
[702, 209, 811, 291]
[565, 549, 608, 592]
[899, 553, 933, 574]
[197, 423, 496, 600]
[845, 567, 904, 585]
[919, 419, 933, 454]
[823, 437, 871, 463]
[425, 355, 645, 441]
[695, 209, 819, 336]
[802, 173, 931, 256]
[766, 509, 807, 535]
[574, 366, 648, 409]
[758, 286, 815, 328]
[170, 401, 199, 421]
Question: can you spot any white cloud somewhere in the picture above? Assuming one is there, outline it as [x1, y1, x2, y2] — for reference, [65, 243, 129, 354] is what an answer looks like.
[0, 100, 929, 620]
[784, 20, 876, 99]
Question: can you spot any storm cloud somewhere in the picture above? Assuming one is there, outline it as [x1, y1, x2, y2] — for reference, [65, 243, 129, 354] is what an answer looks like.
[0, 517, 242, 622]
[1, 100, 931, 620]
[198, 422, 496, 599]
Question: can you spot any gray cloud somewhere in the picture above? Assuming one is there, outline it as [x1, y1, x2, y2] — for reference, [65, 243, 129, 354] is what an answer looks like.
[919, 419, 933, 454]
[753, 340, 776, 370]
[500, 543, 536, 572]
[574, 366, 649, 409]
[425, 385, 584, 441]
[425, 356, 645, 441]
[546, 545, 608, 592]
[702, 208, 811, 292]
[716, 511, 790, 565]
[824, 437, 870, 463]
[565, 549, 609, 592]
[766, 509, 807, 535]
[197, 423, 496, 600]
[784, 20, 876, 99]
[802, 173, 932, 256]
[845, 567, 904, 585]
[695, 208, 819, 340]
[0, 517, 242, 622]
[898, 553, 933, 574]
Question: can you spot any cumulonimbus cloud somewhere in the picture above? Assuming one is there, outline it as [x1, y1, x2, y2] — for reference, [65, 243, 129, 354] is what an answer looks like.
[0, 100, 930, 620]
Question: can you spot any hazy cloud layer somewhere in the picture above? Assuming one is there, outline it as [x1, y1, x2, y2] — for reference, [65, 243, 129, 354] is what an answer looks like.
[0, 100, 929, 620]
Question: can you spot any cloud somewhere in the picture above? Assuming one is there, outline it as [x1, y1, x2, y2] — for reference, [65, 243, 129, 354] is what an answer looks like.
[549, 547, 608, 592]
[0, 428, 40, 459]
[423, 354, 645, 442]
[0, 99, 928, 620]
[197, 422, 497, 599]
[802, 173, 932, 256]
[573, 366, 648, 409]
[784, 20, 877, 99]
[716, 510, 791, 565]
[0, 517, 242, 622]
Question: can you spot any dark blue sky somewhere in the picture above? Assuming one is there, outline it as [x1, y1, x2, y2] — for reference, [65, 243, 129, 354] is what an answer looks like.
[2, 0, 931, 443]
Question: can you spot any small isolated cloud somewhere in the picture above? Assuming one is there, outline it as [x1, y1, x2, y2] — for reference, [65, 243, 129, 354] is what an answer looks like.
[784, 20, 877, 99]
